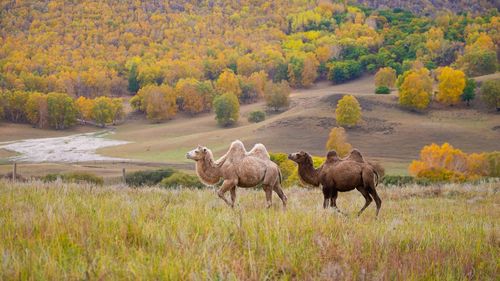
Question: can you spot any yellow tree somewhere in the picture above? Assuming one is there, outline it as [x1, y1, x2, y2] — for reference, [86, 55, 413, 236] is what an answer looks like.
[146, 85, 177, 122]
[301, 53, 319, 87]
[248, 71, 267, 99]
[374, 67, 396, 88]
[175, 78, 205, 114]
[398, 68, 433, 110]
[236, 55, 258, 77]
[75, 96, 95, 121]
[335, 95, 361, 127]
[325, 127, 352, 157]
[216, 69, 241, 98]
[25, 92, 49, 128]
[436, 67, 466, 105]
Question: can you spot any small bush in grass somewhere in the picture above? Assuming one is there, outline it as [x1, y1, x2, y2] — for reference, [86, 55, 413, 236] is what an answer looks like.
[382, 175, 415, 186]
[160, 172, 204, 189]
[125, 168, 175, 187]
[375, 86, 390, 94]
[248, 110, 266, 123]
[41, 172, 103, 185]
[65, 172, 104, 185]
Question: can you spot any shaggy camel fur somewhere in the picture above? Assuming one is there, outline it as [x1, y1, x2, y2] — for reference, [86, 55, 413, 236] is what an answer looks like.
[288, 150, 382, 216]
[187, 141, 287, 208]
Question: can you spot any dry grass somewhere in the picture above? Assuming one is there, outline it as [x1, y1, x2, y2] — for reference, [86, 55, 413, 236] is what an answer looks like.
[0, 180, 498, 280]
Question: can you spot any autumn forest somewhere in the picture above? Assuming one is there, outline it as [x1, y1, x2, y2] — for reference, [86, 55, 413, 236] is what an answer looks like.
[0, 0, 499, 129]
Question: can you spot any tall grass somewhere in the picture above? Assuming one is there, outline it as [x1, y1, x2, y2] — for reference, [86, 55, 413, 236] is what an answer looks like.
[0, 180, 498, 280]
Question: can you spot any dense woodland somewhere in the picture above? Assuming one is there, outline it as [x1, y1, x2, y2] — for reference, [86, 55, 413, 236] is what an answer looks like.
[0, 0, 499, 128]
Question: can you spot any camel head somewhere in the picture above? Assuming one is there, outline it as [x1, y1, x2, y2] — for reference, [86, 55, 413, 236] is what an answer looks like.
[288, 151, 312, 164]
[186, 145, 210, 161]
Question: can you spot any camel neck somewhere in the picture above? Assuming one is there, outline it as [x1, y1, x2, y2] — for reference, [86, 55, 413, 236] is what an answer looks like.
[298, 160, 320, 187]
[195, 156, 221, 185]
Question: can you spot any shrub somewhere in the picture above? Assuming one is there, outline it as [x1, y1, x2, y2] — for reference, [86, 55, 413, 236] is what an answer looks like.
[248, 110, 266, 123]
[264, 81, 290, 112]
[480, 79, 500, 111]
[41, 172, 103, 185]
[64, 172, 104, 185]
[374, 67, 397, 88]
[327, 60, 362, 84]
[417, 168, 466, 183]
[375, 86, 390, 94]
[125, 168, 175, 187]
[382, 175, 415, 186]
[160, 172, 204, 189]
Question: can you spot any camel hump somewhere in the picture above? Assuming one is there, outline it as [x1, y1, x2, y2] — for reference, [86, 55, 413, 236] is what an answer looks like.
[326, 150, 341, 163]
[247, 143, 270, 160]
[345, 149, 365, 163]
[215, 140, 247, 166]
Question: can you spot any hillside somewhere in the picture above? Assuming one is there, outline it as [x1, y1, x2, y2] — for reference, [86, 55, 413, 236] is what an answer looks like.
[1, 180, 498, 279]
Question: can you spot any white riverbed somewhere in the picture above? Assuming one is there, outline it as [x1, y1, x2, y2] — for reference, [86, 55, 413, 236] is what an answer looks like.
[0, 131, 130, 163]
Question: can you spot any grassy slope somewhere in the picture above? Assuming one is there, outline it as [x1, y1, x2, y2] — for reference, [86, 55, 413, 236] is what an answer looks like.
[1, 74, 499, 177]
[0, 180, 498, 280]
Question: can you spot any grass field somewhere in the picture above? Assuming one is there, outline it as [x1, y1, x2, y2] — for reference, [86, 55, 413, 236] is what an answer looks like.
[1, 180, 498, 280]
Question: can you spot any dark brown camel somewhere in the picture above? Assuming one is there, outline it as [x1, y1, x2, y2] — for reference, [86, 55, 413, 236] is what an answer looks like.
[288, 150, 382, 216]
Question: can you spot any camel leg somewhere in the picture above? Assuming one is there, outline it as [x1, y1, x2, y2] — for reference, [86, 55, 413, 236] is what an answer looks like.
[329, 189, 341, 211]
[217, 180, 236, 207]
[356, 187, 373, 216]
[230, 187, 237, 207]
[368, 187, 382, 217]
[264, 185, 273, 208]
[322, 187, 330, 209]
[363, 167, 382, 216]
[272, 184, 287, 209]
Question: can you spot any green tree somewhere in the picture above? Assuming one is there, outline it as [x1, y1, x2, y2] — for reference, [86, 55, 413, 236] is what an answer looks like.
[128, 63, 140, 93]
[335, 95, 361, 127]
[213, 93, 239, 127]
[47, 92, 77, 129]
[480, 79, 500, 111]
[461, 78, 476, 106]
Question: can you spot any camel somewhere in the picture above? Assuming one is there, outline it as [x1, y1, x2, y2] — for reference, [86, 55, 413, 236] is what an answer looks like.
[186, 140, 287, 208]
[288, 150, 382, 216]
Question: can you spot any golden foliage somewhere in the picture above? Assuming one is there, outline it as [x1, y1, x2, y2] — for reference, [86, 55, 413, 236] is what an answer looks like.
[216, 69, 241, 98]
[325, 127, 352, 157]
[374, 67, 396, 88]
[409, 143, 493, 182]
[436, 67, 466, 105]
[398, 68, 433, 110]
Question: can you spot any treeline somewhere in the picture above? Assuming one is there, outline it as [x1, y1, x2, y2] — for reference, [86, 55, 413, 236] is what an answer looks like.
[0, 91, 123, 129]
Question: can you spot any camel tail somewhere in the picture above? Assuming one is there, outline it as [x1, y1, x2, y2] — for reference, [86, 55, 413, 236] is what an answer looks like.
[278, 169, 283, 185]
[373, 170, 380, 188]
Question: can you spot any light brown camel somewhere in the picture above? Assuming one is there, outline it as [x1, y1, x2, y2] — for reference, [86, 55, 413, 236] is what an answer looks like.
[288, 150, 382, 216]
[186, 141, 287, 208]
